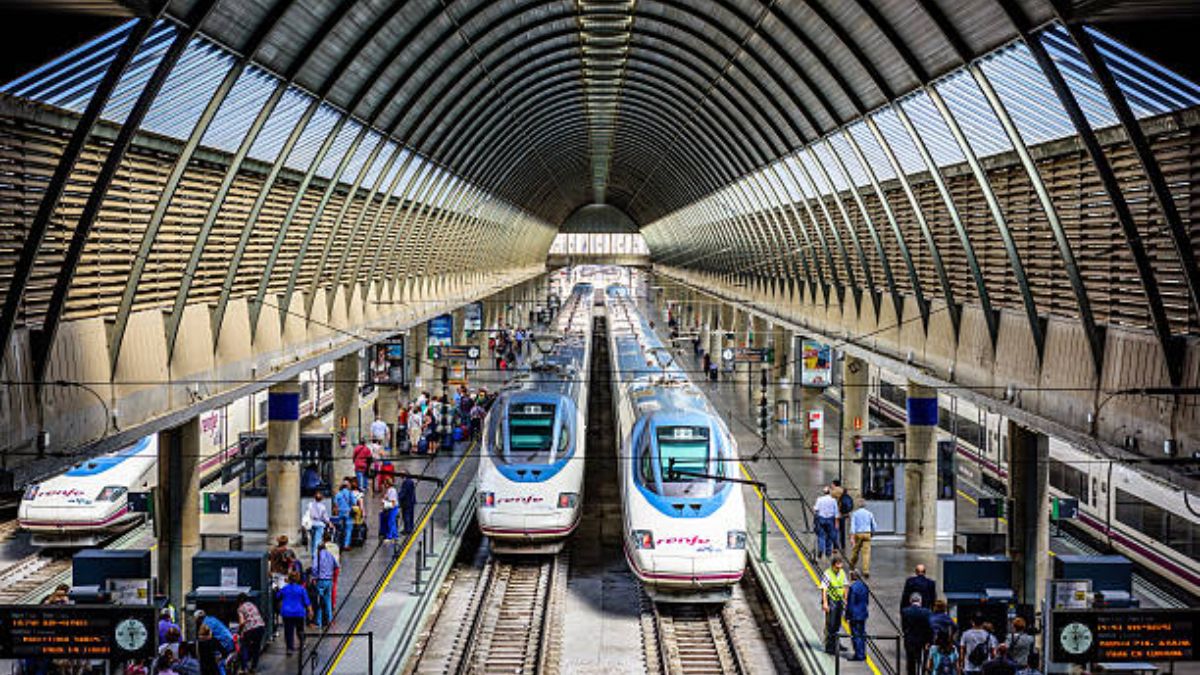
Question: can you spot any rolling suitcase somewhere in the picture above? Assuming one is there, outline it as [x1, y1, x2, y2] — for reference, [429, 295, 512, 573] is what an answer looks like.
[351, 522, 368, 547]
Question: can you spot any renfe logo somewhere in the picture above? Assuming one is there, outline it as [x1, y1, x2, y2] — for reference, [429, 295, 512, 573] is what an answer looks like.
[497, 495, 545, 504]
[656, 535, 712, 547]
[37, 488, 86, 499]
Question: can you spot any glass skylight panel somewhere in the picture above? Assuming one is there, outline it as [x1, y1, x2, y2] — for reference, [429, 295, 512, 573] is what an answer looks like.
[285, 104, 340, 173]
[869, 107, 925, 176]
[100, 22, 177, 126]
[312, 117, 360, 178]
[141, 37, 234, 140]
[978, 42, 1074, 146]
[1085, 26, 1200, 113]
[335, 126, 382, 183]
[847, 121, 896, 183]
[247, 87, 312, 162]
[798, 150, 837, 197]
[2, 19, 136, 101]
[899, 91, 967, 168]
[933, 71, 1012, 159]
[826, 134, 869, 189]
[200, 66, 278, 153]
[359, 136, 393, 186]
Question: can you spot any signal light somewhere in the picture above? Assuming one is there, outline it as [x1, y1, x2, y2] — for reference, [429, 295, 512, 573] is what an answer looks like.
[557, 493, 578, 509]
[632, 529, 655, 549]
[480, 492, 496, 508]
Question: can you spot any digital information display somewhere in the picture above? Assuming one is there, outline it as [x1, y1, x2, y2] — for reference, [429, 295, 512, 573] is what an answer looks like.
[0, 605, 157, 660]
[1053, 609, 1200, 664]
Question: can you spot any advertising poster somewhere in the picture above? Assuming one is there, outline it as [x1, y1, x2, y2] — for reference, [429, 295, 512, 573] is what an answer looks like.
[464, 302, 483, 332]
[800, 339, 832, 387]
[378, 340, 406, 385]
[428, 314, 453, 346]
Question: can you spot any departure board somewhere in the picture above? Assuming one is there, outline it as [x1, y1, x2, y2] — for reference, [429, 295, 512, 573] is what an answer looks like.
[1053, 609, 1200, 664]
[0, 605, 156, 660]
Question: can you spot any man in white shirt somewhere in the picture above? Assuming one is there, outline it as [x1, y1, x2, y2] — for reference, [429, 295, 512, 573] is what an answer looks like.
[370, 416, 389, 447]
[813, 486, 840, 559]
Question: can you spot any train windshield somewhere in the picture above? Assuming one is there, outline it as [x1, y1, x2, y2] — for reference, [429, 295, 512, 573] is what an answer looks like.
[505, 403, 558, 464]
[651, 425, 717, 497]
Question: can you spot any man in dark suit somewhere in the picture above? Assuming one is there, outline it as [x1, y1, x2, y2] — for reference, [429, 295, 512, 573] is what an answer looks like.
[901, 593, 933, 675]
[900, 563, 936, 612]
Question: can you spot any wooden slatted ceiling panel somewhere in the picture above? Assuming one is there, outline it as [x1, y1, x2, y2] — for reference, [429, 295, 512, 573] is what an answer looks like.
[134, 157, 221, 311]
[1149, 129, 1200, 335]
[843, 192, 887, 294]
[28, 136, 109, 324]
[0, 119, 65, 322]
[231, 177, 300, 300]
[354, 197, 400, 286]
[189, 169, 264, 307]
[68, 145, 173, 320]
[336, 189, 381, 289]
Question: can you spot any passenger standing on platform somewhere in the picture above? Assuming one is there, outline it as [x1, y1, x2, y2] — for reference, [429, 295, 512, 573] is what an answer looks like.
[813, 487, 839, 559]
[312, 540, 339, 628]
[845, 570, 870, 662]
[334, 480, 356, 551]
[196, 625, 222, 675]
[398, 471, 417, 536]
[408, 404, 423, 454]
[381, 478, 399, 541]
[926, 632, 959, 675]
[833, 480, 853, 550]
[1005, 617, 1035, 668]
[305, 492, 332, 562]
[353, 441, 373, 497]
[158, 609, 180, 647]
[268, 535, 292, 579]
[1015, 652, 1041, 675]
[848, 499, 877, 577]
[981, 643, 1019, 675]
[276, 570, 311, 655]
[821, 557, 848, 655]
[900, 564, 936, 612]
[370, 416, 390, 449]
[901, 594, 933, 675]
[235, 593, 265, 673]
[930, 599, 955, 642]
[960, 615, 997, 674]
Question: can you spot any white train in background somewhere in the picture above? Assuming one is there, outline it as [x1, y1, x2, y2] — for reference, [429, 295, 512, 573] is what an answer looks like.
[870, 368, 1200, 600]
[607, 284, 747, 602]
[477, 283, 594, 553]
[18, 357, 377, 547]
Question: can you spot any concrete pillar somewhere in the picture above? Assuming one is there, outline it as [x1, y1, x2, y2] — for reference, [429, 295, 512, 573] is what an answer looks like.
[375, 385, 400, 444]
[905, 380, 938, 552]
[267, 378, 301, 545]
[411, 323, 430, 391]
[333, 354, 361, 482]
[1008, 421, 1050, 609]
[840, 354, 869, 495]
[773, 328, 793, 425]
[452, 306, 467, 345]
[157, 418, 201, 623]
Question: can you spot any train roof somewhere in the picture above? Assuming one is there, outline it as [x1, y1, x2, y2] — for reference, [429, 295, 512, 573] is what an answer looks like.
[63, 435, 155, 477]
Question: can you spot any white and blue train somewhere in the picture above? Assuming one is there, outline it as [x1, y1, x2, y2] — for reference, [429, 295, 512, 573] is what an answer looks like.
[606, 285, 747, 602]
[19, 435, 158, 546]
[476, 283, 595, 554]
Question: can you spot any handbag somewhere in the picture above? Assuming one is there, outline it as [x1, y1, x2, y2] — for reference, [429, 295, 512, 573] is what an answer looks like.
[301, 510, 313, 531]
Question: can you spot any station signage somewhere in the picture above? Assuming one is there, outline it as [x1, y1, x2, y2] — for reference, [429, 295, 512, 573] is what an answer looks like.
[721, 347, 773, 363]
[1052, 609, 1200, 664]
[464, 302, 483, 332]
[431, 345, 481, 361]
[428, 314, 453, 346]
[0, 605, 157, 660]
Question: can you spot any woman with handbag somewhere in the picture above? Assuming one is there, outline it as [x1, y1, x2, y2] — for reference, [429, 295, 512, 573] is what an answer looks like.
[380, 478, 399, 541]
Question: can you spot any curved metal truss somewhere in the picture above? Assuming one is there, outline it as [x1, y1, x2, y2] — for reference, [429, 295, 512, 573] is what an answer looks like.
[0, 0, 1196, 389]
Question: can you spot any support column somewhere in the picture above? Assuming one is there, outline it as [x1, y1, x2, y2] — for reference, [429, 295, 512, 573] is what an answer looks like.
[375, 384, 400, 446]
[411, 322, 432, 391]
[840, 355, 869, 495]
[800, 384, 822, 455]
[1008, 421, 1050, 610]
[773, 327, 793, 425]
[333, 354, 361, 482]
[157, 418, 201, 624]
[905, 380, 938, 552]
[267, 378, 301, 544]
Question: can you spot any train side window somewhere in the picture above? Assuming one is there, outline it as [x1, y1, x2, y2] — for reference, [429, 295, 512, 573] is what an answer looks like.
[1091, 478, 1098, 507]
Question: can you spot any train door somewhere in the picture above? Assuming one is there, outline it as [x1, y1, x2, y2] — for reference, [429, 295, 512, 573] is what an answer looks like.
[860, 436, 905, 533]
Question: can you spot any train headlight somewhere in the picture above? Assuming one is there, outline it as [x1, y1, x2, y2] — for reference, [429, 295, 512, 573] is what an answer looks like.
[632, 530, 655, 550]
[480, 492, 495, 508]
[95, 486, 127, 502]
[557, 492, 578, 509]
[727, 530, 748, 550]
[23, 484, 38, 501]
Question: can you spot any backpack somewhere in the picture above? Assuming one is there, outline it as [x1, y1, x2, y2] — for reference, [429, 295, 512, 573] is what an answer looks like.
[968, 636, 991, 667]
[933, 649, 958, 675]
[839, 491, 854, 515]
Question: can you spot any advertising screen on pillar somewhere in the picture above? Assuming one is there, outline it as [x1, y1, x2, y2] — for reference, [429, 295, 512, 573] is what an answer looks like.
[464, 302, 483, 332]
[379, 340, 406, 385]
[800, 340, 832, 387]
[428, 314, 454, 346]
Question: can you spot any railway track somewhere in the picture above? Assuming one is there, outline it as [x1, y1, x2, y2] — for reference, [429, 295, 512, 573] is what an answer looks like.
[642, 595, 747, 675]
[0, 554, 72, 603]
[407, 552, 567, 674]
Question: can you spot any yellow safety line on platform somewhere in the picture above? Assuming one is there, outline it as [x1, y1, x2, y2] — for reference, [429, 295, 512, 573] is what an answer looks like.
[327, 445, 474, 672]
[740, 464, 881, 675]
